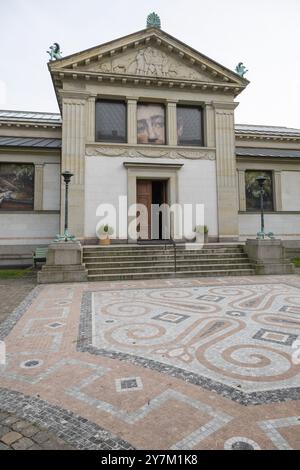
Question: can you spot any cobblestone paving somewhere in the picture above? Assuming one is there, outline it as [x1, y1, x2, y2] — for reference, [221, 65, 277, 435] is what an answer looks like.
[0, 270, 37, 325]
[0, 409, 73, 450]
[0, 274, 300, 450]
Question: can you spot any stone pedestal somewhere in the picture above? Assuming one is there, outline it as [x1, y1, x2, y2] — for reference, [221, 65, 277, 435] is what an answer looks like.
[38, 241, 88, 284]
[245, 239, 295, 275]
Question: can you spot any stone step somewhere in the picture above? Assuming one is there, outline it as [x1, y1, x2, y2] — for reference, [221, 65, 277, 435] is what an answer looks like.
[83, 248, 245, 258]
[87, 268, 255, 282]
[84, 257, 250, 269]
[87, 262, 252, 275]
[83, 244, 244, 252]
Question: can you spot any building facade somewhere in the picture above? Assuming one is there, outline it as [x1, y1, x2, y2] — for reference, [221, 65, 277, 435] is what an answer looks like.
[1, 25, 300, 264]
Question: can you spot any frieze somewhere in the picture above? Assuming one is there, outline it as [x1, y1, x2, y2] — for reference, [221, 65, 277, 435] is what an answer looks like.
[86, 145, 216, 160]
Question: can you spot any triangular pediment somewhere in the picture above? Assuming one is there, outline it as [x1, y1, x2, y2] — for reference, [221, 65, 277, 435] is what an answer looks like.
[49, 28, 248, 88]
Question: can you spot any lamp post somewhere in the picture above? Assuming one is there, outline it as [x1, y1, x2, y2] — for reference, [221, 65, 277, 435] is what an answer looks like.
[54, 171, 76, 242]
[62, 171, 73, 240]
[255, 175, 274, 240]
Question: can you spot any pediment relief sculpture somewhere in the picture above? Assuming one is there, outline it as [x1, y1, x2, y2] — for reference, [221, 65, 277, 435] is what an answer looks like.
[79, 46, 214, 82]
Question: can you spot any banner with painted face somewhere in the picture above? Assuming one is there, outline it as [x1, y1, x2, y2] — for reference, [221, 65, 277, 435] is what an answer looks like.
[137, 103, 165, 145]
[0, 163, 34, 210]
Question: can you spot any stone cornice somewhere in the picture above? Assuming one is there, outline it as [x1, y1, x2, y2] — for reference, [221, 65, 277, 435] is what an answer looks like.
[0, 121, 61, 130]
[123, 162, 184, 170]
[235, 133, 300, 143]
[86, 143, 216, 160]
[52, 69, 244, 96]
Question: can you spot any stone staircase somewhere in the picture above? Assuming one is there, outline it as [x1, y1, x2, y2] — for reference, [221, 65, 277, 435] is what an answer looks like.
[82, 243, 254, 281]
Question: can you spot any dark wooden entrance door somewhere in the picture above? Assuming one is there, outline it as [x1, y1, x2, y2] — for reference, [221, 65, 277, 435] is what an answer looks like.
[136, 180, 152, 240]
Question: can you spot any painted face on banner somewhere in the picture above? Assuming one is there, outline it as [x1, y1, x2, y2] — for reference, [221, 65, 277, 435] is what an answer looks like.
[137, 104, 165, 144]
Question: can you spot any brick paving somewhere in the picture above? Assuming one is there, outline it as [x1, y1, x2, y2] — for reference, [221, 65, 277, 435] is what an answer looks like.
[0, 270, 73, 450]
[0, 273, 300, 449]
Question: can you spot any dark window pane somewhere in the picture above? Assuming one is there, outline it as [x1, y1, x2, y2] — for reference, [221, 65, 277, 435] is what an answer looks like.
[245, 170, 274, 211]
[177, 106, 203, 146]
[0, 163, 34, 211]
[137, 103, 165, 145]
[95, 100, 126, 143]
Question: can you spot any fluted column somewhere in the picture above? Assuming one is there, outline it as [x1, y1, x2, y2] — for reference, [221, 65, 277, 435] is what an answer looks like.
[61, 95, 88, 238]
[127, 98, 137, 144]
[214, 102, 239, 241]
[166, 101, 178, 146]
[34, 164, 44, 211]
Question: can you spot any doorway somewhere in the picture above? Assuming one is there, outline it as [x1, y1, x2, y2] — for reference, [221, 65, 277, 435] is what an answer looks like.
[136, 179, 168, 241]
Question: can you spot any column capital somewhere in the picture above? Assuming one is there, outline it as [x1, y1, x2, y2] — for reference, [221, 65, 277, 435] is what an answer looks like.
[165, 99, 178, 105]
[213, 101, 239, 111]
[60, 91, 91, 101]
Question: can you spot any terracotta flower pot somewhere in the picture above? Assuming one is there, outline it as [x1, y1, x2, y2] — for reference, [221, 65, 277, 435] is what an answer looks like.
[99, 236, 111, 246]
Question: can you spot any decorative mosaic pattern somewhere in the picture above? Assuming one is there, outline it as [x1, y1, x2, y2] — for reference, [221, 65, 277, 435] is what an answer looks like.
[1, 276, 300, 450]
[115, 377, 143, 392]
[78, 283, 300, 403]
[224, 436, 261, 450]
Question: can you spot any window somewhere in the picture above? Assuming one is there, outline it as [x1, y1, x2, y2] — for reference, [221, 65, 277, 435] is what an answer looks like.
[137, 103, 165, 145]
[177, 106, 203, 146]
[95, 100, 126, 143]
[0, 163, 34, 210]
[245, 170, 274, 211]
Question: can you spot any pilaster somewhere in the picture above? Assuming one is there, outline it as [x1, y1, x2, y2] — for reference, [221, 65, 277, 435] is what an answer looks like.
[214, 102, 239, 241]
[34, 164, 44, 211]
[86, 95, 96, 142]
[166, 101, 178, 146]
[61, 96, 87, 238]
[127, 98, 137, 144]
[204, 103, 216, 148]
[274, 170, 282, 211]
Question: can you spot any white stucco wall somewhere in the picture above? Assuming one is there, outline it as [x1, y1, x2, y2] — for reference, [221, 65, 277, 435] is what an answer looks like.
[85, 156, 218, 239]
[0, 213, 60, 245]
[281, 171, 300, 211]
[43, 163, 60, 210]
[239, 213, 300, 240]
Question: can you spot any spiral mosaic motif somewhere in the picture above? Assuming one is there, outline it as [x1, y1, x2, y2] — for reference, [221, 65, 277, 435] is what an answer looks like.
[92, 283, 300, 393]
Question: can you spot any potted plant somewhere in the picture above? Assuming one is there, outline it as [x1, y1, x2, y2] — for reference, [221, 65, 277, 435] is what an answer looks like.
[194, 225, 209, 244]
[97, 224, 114, 245]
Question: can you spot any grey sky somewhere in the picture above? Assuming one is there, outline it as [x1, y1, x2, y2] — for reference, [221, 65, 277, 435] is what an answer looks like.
[1, 0, 299, 128]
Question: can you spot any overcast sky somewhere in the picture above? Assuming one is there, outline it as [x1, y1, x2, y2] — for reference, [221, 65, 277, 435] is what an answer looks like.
[1, 0, 299, 128]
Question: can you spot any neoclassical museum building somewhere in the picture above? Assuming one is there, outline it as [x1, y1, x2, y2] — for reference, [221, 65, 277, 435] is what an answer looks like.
[1, 19, 300, 263]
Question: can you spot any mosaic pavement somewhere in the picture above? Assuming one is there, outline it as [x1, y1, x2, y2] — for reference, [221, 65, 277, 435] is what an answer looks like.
[0, 275, 300, 450]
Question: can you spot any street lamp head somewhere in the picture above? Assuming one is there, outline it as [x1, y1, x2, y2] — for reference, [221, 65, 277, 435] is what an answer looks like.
[61, 171, 74, 184]
[256, 175, 267, 188]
